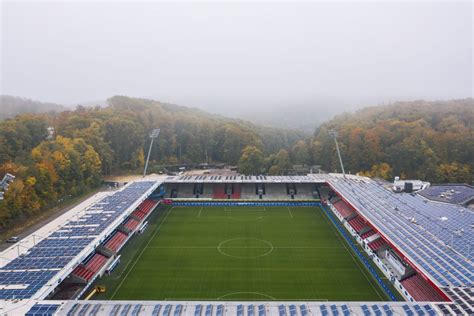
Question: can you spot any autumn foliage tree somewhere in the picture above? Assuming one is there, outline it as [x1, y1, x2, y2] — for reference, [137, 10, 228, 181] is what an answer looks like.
[239, 146, 264, 175]
[312, 99, 474, 183]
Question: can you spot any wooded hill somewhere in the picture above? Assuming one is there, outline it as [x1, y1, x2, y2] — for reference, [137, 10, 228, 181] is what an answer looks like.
[310, 99, 474, 183]
[0, 96, 472, 230]
[0, 96, 303, 229]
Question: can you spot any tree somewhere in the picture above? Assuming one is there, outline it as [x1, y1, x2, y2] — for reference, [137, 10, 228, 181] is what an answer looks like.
[239, 146, 264, 175]
[436, 162, 472, 183]
[360, 163, 393, 180]
[292, 140, 310, 165]
[267, 149, 292, 175]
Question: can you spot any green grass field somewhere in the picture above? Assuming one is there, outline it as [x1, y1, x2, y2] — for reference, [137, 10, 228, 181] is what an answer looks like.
[93, 205, 390, 301]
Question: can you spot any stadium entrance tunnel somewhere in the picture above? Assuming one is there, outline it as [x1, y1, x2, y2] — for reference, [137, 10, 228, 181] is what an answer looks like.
[217, 238, 274, 259]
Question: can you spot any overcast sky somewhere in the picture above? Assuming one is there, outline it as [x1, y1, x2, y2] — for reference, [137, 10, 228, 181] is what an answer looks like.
[1, 1, 472, 113]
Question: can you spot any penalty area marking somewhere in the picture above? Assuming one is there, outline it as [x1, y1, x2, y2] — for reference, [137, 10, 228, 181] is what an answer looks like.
[217, 238, 274, 259]
[197, 207, 203, 218]
[224, 207, 267, 212]
[287, 207, 294, 218]
[217, 292, 277, 300]
[201, 216, 264, 221]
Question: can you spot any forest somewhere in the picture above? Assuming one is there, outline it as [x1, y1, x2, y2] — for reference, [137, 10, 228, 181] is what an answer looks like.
[0, 96, 472, 230]
[310, 99, 474, 183]
[0, 96, 303, 229]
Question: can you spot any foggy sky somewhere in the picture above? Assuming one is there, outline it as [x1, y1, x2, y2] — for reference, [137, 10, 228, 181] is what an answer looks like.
[1, 1, 472, 114]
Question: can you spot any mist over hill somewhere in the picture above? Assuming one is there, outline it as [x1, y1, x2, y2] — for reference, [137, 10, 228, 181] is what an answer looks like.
[0, 95, 66, 120]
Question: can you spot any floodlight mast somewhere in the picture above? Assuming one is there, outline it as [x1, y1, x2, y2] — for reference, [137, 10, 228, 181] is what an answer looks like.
[329, 130, 346, 176]
[143, 128, 160, 178]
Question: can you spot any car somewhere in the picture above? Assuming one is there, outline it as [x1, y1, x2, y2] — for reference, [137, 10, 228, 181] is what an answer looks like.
[6, 236, 19, 243]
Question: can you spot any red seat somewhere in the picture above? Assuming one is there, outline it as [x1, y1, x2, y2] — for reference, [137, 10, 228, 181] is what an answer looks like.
[213, 184, 227, 199]
[360, 230, 376, 239]
[231, 185, 241, 199]
[401, 274, 446, 301]
[104, 231, 128, 252]
[332, 200, 354, 218]
[124, 218, 140, 231]
[348, 216, 366, 232]
[71, 253, 108, 282]
[368, 238, 387, 251]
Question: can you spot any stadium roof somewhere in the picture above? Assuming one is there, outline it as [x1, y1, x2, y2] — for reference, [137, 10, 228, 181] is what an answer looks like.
[165, 175, 322, 183]
[419, 184, 474, 205]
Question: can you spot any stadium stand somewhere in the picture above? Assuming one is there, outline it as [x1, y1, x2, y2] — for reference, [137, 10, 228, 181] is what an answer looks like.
[401, 274, 446, 302]
[264, 183, 288, 200]
[123, 218, 140, 232]
[104, 231, 128, 253]
[231, 184, 241, 199]
[240, 184, 257, 199]
[0, 181, 157, 300]
[360, 230, 376, 239]
[71, 253, 108, 282]
[368, 237, 388, 252]
[331, 199, 355, 218]
[130, 199, 158, 221]
[295, 184, 316, 199]
[322, 174, 473, 289]
[347, 215, 367, 232]
[213, 184, 227, 199]
[177, 184, 194, 198]
[201, 184, 214, 199]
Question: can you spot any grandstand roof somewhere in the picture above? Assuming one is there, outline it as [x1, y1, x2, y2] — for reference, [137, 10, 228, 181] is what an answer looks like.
[165, 175, 322, 183]
[419, 184, 474, 205]
[0, 178, 164, 301]
[3, 299, 461, 316]
[318, 174, 473, 289]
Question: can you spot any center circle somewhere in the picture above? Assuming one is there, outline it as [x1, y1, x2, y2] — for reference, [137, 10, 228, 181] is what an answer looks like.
[217, 238, 274, 259]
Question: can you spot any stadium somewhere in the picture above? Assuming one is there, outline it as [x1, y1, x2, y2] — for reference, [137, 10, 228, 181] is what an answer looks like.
[0, 173, 472, 315]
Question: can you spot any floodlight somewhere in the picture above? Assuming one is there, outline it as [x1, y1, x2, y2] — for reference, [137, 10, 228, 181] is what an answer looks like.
[150, 128, 160, 138]
[329, 130, 346, 176]
[143, 128, 160, 177]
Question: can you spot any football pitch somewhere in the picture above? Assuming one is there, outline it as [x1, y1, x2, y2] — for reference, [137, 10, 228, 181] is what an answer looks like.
[93, 205, 389, 301]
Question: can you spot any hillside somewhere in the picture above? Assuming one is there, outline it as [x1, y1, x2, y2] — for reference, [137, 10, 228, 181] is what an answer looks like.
[1, 96, 473, 231]
[310, 99, 474, 183]
[0, 96, 304, 229]
[0, 95, 66, 120]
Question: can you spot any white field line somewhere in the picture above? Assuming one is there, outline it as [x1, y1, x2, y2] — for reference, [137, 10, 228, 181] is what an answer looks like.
[288, 207, 294, 218]
[146, 246, 340, 249]
[318, 208, 385, 301]
[110, 207, 174, 299]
